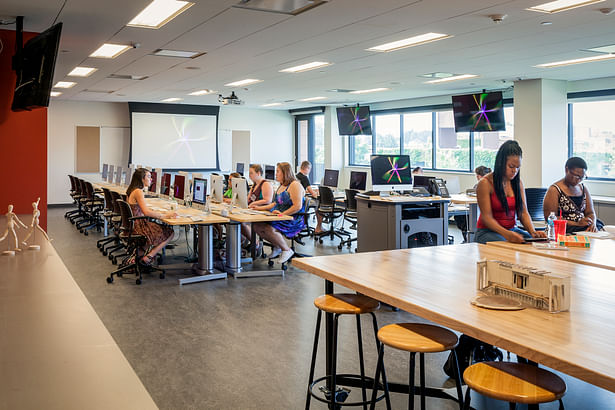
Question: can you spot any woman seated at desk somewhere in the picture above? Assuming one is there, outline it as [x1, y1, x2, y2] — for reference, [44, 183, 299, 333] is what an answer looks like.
[253, 162, 305, 264]
[241, 164, 273, 253]
[543, 156, 602, 233]
[126, 168, 176, 265]
[223, 172, 242, 203]
[475, 141, 546, 244]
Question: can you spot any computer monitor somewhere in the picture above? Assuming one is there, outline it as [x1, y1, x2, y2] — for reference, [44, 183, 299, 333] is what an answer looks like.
[264, 165, 275, 181]
[412, 175, 434, 190]
[107, 165, 115, 183]
[160, 173, 172, 196]
[236, 162, 245, 175]
[173, 174, 186, 201]
[192, 177, 207, 205]
[349, 171, 367, 191]
[210, 174, 224, 203]
[370, 154, 413, 192]
[102, 163, 108, 180]
[323, 169, 339, 188]
[115, 166, 123, 185]
[149, 171, 158, 194]
[232, 177, 249, 209]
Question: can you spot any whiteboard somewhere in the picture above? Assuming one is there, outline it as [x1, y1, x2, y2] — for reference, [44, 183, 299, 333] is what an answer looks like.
[100, 127, 130, 169]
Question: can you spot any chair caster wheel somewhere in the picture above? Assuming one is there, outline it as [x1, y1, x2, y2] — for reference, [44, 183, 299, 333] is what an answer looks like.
[159, 272, 165, 279]
[338, 244, 343, 250]
[112, 258, 117, 265]
[319, 239, 323, 244]
[136, 278, 142, 285]
[261, 253, 267, 259]
[354, 248, 358, 253]
[97, 244, 102, 249]
[281, 263, 287, 271]
[106, 277, 113, 284]
[268, 260, 274, 267]
[102, 251, 107, 256]
[84, 231, 88, 236]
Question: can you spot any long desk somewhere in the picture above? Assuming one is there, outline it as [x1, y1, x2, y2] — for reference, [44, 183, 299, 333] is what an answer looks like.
[486, 238, 615, 271]
[293, 243, 615, 393]
[0, 216, 158, 409]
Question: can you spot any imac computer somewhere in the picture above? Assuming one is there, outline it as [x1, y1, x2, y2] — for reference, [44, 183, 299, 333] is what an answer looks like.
[173, 174, 186, 202]
[115, 166, 123, 185]
[236, 162, 245, 176]
[149, 171, 158, 194]
[349, 171, 367, 191]
[102, 163, 109, 180]
[192, 177, 208, 205]
[323, 169, 339, 188]
[370, 154, 413, 193]
[210, 174, 224, 203]
[232, 177, 249, 209]
[160, 173, 172, 196]
[264, 165, 275, 181]
[107, 165, 115, 183]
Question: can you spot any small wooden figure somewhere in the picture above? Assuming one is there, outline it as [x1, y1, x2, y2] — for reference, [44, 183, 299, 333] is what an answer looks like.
[22, 197, 51, 250]
[0, 205, 27, 255]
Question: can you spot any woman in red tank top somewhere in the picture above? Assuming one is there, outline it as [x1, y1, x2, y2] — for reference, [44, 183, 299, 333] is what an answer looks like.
[475, 141, 546, 244]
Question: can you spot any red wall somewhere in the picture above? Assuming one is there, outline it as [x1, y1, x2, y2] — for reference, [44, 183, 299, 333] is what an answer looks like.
[0, 29, 47, 229]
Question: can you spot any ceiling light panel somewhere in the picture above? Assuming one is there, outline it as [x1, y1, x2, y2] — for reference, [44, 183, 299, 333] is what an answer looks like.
[161, 97, 183, 102]
[225, 79, 262, 87]
[261, 103, 282, 107]
[527, 0, 605, 14]
[280, 61, 332, 73]
[54, 81, 76, 88]
[68, 67, 97, 77]
[349, 88, 390, 94]
[585, 44, 615, 54]
[425, 74, 478, 84]
[535, 53, 615, 67]
[152, 49, 204, 58]
[367, 32, 453, 52]
[189, 89, 216, 96]
[127, 0, 194, 29]
[90, 44, 131, 58]
[50, 91, 62, 97]
[299, 96, 326, 101]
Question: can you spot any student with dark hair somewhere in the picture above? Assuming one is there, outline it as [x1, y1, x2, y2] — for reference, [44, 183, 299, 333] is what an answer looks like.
[543, 156, 602, 233]
[474, 141, 545, 244]
[412, 166, 424, 175]
[223, 172, 242, 203]
[126, 168, 176, 265]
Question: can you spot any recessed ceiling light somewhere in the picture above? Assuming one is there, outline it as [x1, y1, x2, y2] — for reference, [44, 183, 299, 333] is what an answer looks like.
[261, 103, 282, 107]
[90, 43, 131, 59]
[419, 72, 455, 78]
[151, 49, 205, 58]
[535, 53, 615, 67]
[527, 0, 605, 14]
[585, 44, 615, 54]
[68, 66, 97, 77]
[188, 89, 216, 96]
[425, 74, 478, 84]
[50, 91, 62, 97]
[349, 88, 390, 94]
[367, 32, 453, 52]
[299, 96, 327, 102]
[161, 97, 183, 102]
[54, 81, 76, 88]
[224, 79, 262, 87]
[279, 61, 332, 73]
[540, 21, 553, 25]
[127, 0, 194, 29]
[108, 74, 148, 80]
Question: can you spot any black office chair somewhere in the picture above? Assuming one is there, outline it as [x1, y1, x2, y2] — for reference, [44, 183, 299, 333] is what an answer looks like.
[338, 189, 358, 251]
[106, 191, 128, 264]
[107, 199, 165, 285]
[525, 188, 548, 221]
[77, 181, 104, 235]
[97, 187, 119, 252]
[313, 186, 349, 244]
[65, 175, 81, 219]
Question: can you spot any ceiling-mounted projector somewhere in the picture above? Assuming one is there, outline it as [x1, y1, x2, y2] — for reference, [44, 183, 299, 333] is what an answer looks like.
[218, 91, 244, 105]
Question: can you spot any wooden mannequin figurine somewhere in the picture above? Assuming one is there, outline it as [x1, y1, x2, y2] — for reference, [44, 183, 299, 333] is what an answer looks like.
[0, 204, 27, 255]
[22, 198, 51, 250]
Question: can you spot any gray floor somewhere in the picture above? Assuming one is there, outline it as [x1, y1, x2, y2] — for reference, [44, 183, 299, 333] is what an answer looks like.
[49, 207, 615, 410]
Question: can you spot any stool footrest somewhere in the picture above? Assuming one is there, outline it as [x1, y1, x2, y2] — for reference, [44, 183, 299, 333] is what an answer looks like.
[309, 374, 386, 407]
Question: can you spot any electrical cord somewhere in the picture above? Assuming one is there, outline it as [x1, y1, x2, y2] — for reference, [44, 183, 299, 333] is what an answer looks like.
[52, 0, 68, 26]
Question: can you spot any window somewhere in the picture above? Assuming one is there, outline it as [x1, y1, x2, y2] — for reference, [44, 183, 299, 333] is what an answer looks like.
[374, 114, 401, 155]
[403, 112, 432, 168]
[348, 133, 373, 166]
[295, 113, 325, 182]
[473, 107, 514, 170]
[570, 100, 615, 179]
[435, 111, 470, 171]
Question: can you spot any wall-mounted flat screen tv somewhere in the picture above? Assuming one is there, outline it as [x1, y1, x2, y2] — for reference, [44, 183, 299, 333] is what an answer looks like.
[336, 106, 372, 135]
[451, 91, 505, 132]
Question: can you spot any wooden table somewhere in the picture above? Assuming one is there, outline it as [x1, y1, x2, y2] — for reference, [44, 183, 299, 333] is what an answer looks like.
[450, 194, 478, 242]
[293, 243, 615, 393]
[0, 216, 158, 410]
[486, 238, 615, 272]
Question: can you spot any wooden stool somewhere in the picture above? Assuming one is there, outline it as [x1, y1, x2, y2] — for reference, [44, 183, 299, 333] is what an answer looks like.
[370, 323, 464, 410]
[463, 361, 566, 410]
[306, 293, 390, 409]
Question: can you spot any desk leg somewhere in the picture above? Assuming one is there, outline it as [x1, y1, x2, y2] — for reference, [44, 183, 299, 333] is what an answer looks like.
[178, 225, 227, 285]
[467, 203, 478, 243]
[325, 279, 334, 408]
[230, 221, 284, 279]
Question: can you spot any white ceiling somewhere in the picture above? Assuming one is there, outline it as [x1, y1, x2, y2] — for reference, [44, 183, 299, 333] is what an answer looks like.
[2, 0, 615, 109]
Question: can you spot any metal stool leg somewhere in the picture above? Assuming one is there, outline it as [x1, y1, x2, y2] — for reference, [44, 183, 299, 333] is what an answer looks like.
[305, 310, 322, 410]
[371, 312, 391, 410]
[452, 350, 464, 410]
[419, 353, 426, 410]
[409, 352, 416, 410]
[369, 343, 386, 410]
[330, 313, 340, 409]
[355, 315, 367, 410]
[509, 403, 516, 410]
[463, 387, 471, 410]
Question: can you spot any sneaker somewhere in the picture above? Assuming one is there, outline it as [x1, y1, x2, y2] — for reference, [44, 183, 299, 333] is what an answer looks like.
[279, 249, 294, 264]
[269, 247, 282, 259]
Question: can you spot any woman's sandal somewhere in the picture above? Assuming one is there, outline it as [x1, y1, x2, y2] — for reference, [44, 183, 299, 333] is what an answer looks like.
[140, 254, 155, 266]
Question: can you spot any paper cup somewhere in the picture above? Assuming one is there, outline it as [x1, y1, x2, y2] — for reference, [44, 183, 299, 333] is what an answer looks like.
[554, 219, 567, 240]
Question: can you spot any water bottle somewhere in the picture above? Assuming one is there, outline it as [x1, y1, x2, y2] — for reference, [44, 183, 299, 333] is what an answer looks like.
[547, 212, 556, 241]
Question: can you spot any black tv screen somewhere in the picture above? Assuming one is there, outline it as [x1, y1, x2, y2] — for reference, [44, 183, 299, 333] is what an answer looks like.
[451, 91, 505, 132]
[336, 106, 372, 135]
[12, 23, 63, 111]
